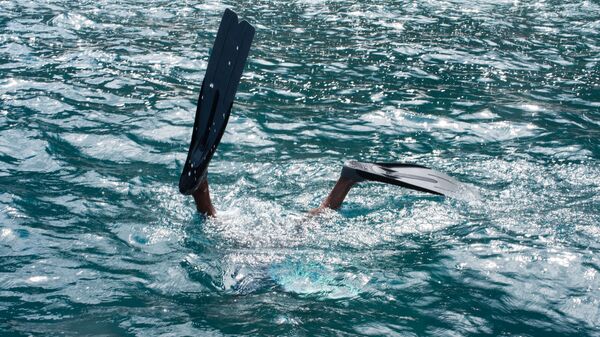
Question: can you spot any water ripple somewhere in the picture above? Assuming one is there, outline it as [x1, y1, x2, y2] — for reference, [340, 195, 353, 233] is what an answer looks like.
[1, 0, 599, 336]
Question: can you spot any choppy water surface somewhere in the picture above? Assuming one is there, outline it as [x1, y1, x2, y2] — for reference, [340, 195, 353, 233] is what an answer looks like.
[1, 0, 599, 335]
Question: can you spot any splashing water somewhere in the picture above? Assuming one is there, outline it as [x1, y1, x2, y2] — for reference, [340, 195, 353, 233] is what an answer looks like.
[1, 0, 599, 336]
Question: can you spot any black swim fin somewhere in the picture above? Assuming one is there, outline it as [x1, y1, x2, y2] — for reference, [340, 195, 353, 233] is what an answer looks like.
[179, 9, 255, 195]
[341, 160, 465, 197]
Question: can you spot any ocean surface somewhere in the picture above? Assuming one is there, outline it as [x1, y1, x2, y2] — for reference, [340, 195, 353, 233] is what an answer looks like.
[1, 0, 599, 336]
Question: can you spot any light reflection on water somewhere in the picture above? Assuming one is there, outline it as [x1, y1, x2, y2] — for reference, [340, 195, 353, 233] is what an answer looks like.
[1, 0, 599, 336]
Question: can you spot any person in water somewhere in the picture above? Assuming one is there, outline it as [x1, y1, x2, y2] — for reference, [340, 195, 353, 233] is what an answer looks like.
[180, 10, 464, 217]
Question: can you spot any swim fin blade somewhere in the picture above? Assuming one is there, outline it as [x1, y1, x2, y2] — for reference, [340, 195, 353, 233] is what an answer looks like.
[179, 9, 255, 195]
[342, 160, 470, 198]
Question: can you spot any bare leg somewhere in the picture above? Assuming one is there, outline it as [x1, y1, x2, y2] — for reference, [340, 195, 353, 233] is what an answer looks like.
[310, 176, 358, 214]
[192, 178, 216, 217]
[191, 171, 357, 217]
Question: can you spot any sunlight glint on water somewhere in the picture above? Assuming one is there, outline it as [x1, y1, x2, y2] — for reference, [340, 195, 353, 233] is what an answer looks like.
[1, 0, 599, 336]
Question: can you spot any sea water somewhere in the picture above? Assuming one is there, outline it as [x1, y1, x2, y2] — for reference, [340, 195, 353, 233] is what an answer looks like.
[1, 0, 599, 336]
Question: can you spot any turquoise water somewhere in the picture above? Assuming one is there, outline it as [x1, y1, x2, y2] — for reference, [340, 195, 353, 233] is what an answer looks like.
[1, 0, 599, 335]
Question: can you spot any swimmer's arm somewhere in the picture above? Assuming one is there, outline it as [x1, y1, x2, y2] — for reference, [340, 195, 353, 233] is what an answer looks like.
[192, 178, 216, 217]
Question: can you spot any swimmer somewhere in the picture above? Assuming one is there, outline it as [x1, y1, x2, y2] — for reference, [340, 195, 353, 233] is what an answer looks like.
[180, 9, 464, 217]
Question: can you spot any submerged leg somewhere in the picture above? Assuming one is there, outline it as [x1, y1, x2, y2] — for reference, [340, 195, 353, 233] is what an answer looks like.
[192, 178, 216, 217]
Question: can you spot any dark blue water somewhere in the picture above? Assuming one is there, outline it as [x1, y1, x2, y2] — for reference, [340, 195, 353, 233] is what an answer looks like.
[1, 0, 599, 336]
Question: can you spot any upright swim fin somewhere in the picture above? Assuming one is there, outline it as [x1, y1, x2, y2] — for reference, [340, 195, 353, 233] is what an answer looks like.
[341, 160, 465, 197]
[179, 9, 255, 195]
